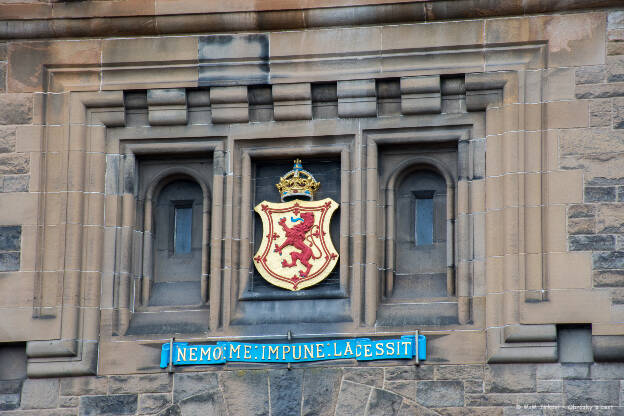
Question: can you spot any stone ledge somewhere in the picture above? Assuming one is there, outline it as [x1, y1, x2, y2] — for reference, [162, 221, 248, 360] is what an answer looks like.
[1, 0, 622, 40]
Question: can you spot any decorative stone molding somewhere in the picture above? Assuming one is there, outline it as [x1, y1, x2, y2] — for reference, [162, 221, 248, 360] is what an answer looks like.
[400, 75, 441, 115]
[146, 88, 188, 126]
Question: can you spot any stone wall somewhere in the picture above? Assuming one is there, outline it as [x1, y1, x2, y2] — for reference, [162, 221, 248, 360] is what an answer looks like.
[2, 364, 624, 415]
[565, 11, 624, 302]
[2, 2, 624, 415]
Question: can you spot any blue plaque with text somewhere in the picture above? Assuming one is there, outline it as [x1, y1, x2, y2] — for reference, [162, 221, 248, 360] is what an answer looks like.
[160, 335, 426, 368]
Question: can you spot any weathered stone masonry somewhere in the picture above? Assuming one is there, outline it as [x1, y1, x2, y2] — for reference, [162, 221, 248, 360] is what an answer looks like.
[2, 1, 624, 415]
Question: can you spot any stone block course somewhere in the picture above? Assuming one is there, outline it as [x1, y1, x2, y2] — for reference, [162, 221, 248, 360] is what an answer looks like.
[108, 374, 172, 394]
[60, 376, 108, 396]
[417, 380, 464, 407]
[585, 186, 616, 202]
[79, 394, 138, 416]
[569, 235, 615, 251]
[593, 251, 624, 269]
[485, 365, 536, 393]
[564, 379, 620, 406]
[0, 126, 16, 153]
[0, 153, 29, 175]
[137, 393, 171, 415]
[0, 95, 32, 125]
[20, 378, 59, 410]
[343, 367, 383, 388]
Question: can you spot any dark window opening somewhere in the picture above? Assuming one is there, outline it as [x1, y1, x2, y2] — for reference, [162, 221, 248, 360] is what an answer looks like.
[173, 203, 193, 255]
[414, 192, 434, 246]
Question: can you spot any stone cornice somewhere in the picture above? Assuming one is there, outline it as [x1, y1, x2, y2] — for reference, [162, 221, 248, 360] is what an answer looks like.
[0, 0, 620, 40]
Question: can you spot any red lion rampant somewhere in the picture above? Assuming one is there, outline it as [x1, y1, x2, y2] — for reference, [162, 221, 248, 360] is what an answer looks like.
[274, 211, 320, 278]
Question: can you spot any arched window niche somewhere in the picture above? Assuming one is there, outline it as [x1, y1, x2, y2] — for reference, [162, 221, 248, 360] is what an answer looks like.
[381, 156, 458, 325]
[140, 168, 211, 308]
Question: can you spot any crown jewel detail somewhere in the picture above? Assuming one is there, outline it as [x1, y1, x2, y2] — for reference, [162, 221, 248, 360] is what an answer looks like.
[276, 159, 321, 201]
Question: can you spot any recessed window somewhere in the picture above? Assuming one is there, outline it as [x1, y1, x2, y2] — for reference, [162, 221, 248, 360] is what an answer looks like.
[174, 204, 193, 255]
[414, 193, 434, 245]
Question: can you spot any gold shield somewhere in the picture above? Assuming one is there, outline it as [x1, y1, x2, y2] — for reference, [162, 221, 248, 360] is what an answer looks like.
[253, 198, 339, 291]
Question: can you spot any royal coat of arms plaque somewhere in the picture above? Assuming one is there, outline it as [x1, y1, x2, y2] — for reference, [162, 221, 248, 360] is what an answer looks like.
[253, 159, 339, 291]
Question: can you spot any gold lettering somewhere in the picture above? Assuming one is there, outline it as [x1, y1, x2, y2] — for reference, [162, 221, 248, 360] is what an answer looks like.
[387, 342, 395, 356]
[189, 347, 198, 361]
[230, 344, 241, 360]
[376, 343, 384, 355]
[269, 345, 279, 359]
[293, 345, 302, 360]
[344, 341, 353, 356]
[355, 344, 362, 357]
[401, 341, 411, 355]
[304, 344, 314, 359]
[176, 348, 186, 362]
[333, 343, 342, 357]
[282, 345, 291, 360]
[316, 343, 325, 358]
[262, 346, 266, 360]
[213, 347, 223, 361]
[200, 347, 211, 361]
[244, 345, 252, 360]
[364, 344, 372, 357]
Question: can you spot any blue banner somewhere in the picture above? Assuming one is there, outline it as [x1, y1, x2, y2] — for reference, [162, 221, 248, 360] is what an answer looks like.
[160, 335, 426, 368]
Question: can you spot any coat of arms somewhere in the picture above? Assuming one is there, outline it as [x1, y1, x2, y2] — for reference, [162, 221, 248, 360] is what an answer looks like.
[253, 159, 339, 291]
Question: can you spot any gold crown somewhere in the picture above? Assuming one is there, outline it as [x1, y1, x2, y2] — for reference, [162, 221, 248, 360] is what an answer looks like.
[276, 159, 321, 202]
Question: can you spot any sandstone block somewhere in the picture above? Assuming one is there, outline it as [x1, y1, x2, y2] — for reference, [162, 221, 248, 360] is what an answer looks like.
[343, 367, 383, 388]
[593, 251, 624, 269]
[20, 378, 59, 410]
[108, 374, 171, 394]
[0, 154, 28, 175]
[0, 126, 16, 153]
[575, 65, 606, 84]
[568, 218, 594, 235]
[0, 94, 32, 125]
[365, 388, 403, 415]
[334, 380, 371, 415]
[585, 186, 616, 202]
[59, 396, 79, 408]
[79, 394, 138, 416]
[607, 55, 624, 83]
[301, 367, 341, 416]
[220, 370, 269, 416]
[173, 372, 218, 402]
[199, 34, 268, 86]
[269, 369, 303, 416]
[2, 175, 29, 193]
[0, 393, 19, 411]
[138, 393, 171, 415]
[416, 380, 464, 407]
[485, 364, 536, 393]
[400, 75, 441, 115]
[537, 379, 562, 393]
[177, 390, 226, 416]
[568, 204, 595, 218]
[596, 204, 624, 233]
[384, 380, 416, 401]
[337, 79, 376, 118]
[0, 226, 20, 251]
[593, 270, 624, 287]
[576, 82, 624, 99]
[385, 366, 433, 381]
[60, 376, 107, 396]
[563, 380, 619, 406]
[0, 253, 19, 272]
[569, 235, 615, 251]
[434, 365, 484, 380]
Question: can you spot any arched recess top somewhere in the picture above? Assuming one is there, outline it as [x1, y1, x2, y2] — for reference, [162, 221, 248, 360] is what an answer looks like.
[386, 155, 456, 191]
[145, 166, 211, 202]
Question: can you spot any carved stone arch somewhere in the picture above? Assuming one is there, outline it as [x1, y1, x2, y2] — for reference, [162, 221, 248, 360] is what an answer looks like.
[384, 156, 457, 313]
[140, 166, 212, 306]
